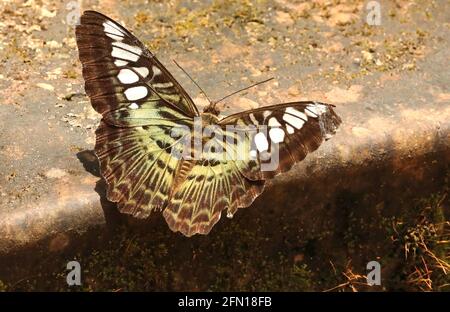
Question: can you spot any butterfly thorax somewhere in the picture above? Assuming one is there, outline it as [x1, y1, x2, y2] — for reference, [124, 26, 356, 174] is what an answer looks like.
[200, 112, 220, 126]
[195, 112, 221, 147]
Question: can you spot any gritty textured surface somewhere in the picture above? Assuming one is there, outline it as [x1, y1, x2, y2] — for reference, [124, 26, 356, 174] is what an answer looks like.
[0, 0, 449, 290]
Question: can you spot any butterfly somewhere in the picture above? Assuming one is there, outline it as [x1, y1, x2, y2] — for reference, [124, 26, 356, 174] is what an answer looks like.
[75, 11, 342, 237]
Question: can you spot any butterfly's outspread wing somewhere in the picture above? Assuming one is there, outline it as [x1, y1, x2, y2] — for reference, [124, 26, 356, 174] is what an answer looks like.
[76, 11, 198, 120]
[219, 101, 342, 179]
[163, 102, 341, 236]
[76, 11, 342, 237]
[163, 149, 265, 237]
[76, 11, 196, 217]
[95, 122, 187, 216]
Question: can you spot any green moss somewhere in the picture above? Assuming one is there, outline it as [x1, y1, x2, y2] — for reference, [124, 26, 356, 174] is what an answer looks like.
[2, 189, 448, 292]
[0, 280, 8, 292]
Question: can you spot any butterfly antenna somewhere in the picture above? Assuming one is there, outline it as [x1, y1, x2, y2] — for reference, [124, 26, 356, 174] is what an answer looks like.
[173, 59, 213, 105]
[214, 77, 274, 105]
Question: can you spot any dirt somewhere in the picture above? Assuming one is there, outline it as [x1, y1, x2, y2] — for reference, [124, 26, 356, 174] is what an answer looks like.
[0, 0, 449, 291]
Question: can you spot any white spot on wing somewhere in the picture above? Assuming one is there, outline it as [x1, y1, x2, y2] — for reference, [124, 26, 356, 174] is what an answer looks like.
[114, 60, 128, 67]
[249, 113, 259, 125]
[124, 86, 148, 101]
[315, 103, 328, 113]
[112, 42, 142, 55]
[250, 149, 257, 158]
[128, 103, 139, 109]
[117, 69, 139, 84]
[105, 33, 123, 41]
[283, 114, 304, 129]
[255, 132, 269, 152]
[133, 67, 149, 78]
[103, 21, 124, 37]
[305, 109, 317, 117]
[152, 66, 162, 77]
[153, 82, 173, 88]
[269, 128, 285, 143]
[305, 104, 328, 117]
[112, 47, 139, 62]
[263, 110, 271, 120]
[286, 124, 295, 134]
[286, 107, 307, 121]
[268, 117, 281, 127]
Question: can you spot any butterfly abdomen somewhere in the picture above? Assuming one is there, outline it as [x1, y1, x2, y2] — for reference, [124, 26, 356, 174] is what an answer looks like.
[170, 160, 196, 198]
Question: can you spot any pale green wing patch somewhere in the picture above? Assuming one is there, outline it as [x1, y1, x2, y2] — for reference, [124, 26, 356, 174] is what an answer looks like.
[163, 158, 264, 237]
[96, 121, 188, 217]
[163, 128, 264, 237]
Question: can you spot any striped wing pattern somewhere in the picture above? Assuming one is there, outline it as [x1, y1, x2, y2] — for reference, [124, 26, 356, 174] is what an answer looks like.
[164, 158, 265, 236]
[96, 121, 185, 216]
[163, 122, 265, 235]
[76, 11, 194, 217]
[163, 102, 341, 236]
[76, 11, 342, 237]
[220, 102, 342, 179]
[76, 11, 198, 123]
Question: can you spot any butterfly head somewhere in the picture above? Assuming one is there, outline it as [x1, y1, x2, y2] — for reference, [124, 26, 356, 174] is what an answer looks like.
[203, 102, 220, 116]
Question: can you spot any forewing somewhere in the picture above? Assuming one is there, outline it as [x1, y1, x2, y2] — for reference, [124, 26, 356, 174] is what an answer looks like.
[75, 11, 199, 217]
[75, 10, 199, 127]
[219, 101, 342, 179]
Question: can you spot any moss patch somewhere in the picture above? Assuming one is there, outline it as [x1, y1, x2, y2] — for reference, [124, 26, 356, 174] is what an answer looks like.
[2, 190, 448, 292]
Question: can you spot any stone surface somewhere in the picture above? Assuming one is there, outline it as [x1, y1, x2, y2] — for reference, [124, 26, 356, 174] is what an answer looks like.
[0, 0, 448, 287]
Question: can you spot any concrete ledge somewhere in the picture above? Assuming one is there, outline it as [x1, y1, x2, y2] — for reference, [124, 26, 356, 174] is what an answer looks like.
[1, 97, 449, 255]
[0, 1, 449, 290]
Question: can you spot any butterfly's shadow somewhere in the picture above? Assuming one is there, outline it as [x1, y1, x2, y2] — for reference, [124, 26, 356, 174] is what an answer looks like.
[76, 150, 124, 230]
